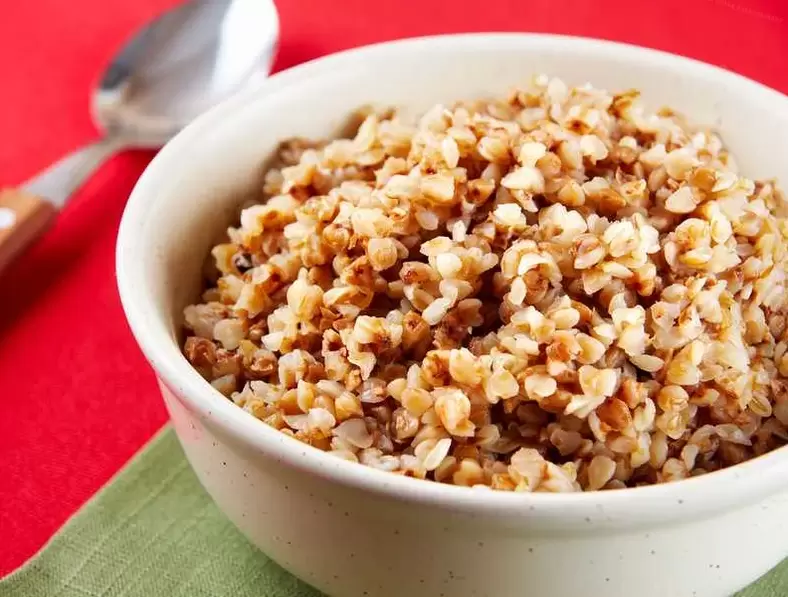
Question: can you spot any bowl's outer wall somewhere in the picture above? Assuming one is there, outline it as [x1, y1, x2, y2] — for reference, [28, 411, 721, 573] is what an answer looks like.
[118, 35, 788, 597]
[164, 382, 788, 597]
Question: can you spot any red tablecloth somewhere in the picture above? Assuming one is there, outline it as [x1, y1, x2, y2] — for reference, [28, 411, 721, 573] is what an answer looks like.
[1, 0, 787, 577]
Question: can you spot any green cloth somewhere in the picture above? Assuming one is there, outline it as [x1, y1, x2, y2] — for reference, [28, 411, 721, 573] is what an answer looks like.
[0, 426, 783, 597]
[0, 428, 318, 597]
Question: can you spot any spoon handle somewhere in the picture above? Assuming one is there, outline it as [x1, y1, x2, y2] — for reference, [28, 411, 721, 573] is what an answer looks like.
[0, 138, 122, 274]
[0, 189, 57, 274]
[22, 137, 123, 208]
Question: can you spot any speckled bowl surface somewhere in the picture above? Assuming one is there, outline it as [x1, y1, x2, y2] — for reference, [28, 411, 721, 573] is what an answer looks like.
[117, 34, 788, 597]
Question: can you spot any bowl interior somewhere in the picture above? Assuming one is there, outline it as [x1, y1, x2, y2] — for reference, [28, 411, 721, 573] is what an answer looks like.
[117, 33, 788, 514]
[125, 35, 788, 333]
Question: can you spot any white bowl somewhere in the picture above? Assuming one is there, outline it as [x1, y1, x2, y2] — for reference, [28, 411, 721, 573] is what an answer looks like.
[117, 34, 788, 597]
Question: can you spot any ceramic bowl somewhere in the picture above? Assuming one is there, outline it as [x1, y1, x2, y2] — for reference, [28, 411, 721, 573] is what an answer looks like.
[116, 34, 788, 597]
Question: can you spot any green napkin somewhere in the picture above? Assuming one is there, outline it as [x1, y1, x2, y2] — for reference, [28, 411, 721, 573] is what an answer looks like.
[0, 426, 783, 597]
[0, 428, 318, 597]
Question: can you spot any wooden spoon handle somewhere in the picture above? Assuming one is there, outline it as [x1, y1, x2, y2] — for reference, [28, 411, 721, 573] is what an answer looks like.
[0, 188, 57, 274]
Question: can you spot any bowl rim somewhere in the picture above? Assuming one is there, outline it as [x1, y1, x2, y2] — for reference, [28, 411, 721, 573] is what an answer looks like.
[117, 32, 788, 524]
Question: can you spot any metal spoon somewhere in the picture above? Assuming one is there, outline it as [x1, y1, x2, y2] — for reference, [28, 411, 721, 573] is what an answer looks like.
[0, 0, 279, 272]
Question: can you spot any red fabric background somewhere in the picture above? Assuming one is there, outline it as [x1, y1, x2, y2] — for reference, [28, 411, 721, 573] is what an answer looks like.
[1, 0, 787, 577]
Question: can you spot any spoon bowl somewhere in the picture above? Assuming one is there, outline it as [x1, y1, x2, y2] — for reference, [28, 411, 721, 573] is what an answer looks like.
[94, 0, 279, 147]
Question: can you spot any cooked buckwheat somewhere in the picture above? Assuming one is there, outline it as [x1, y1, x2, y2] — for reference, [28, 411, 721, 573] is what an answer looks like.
[183, 75, 788, 492]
